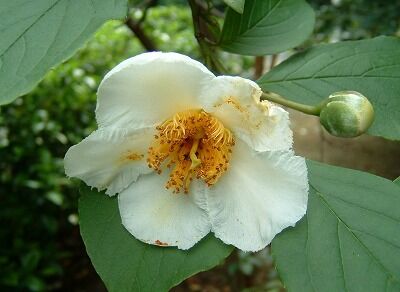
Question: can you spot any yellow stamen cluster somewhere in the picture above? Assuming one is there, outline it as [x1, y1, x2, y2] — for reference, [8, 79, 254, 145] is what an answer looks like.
[147, 110, 234, 194]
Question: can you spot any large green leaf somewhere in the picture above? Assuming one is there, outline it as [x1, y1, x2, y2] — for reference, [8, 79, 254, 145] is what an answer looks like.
[79, 187, 233, 292]
[272, 160, 400, 292]
[223, 0, 245, 14]
[0, 0, 127, 105]
[258, 36, 400, 140]
[219, 0, 315, 56]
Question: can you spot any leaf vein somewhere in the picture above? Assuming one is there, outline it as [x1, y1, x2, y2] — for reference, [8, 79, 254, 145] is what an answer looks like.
[337, 221, 349, 292]
[0, 0, 64, 58]
[351, 228, 400, 249]
[319, 189, 400, 223]
[226, 0, 282, 42]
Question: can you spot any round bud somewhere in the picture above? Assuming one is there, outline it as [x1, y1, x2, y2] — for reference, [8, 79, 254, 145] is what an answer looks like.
[319, 91, 374, 138]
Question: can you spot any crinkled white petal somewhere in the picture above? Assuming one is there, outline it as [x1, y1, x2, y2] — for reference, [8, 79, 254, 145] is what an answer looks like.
[205, 140, 308, 252]
[118, 172, 211, 250]
[200, 76, 293, 152]
[96, 52, 215, 128]
[64, 127, 153, 196]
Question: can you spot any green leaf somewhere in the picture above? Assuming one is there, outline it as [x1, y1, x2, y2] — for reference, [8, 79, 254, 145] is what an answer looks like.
[21, 250, 41, 271]
[219, 0, 315, 56]
[25, 276, 46, 292]
[258, 36, 400, 140]
[223, 0, 245, 14]
[395, 177, 400, 186]
[272, 160, 400, 292]
[0, 0, 127, 105]
[79, 187, 233, 292]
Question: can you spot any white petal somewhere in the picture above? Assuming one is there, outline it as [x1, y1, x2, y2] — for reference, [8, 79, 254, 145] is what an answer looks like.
[96, 52, 215, 128]
[118, 172, 211, 250]
[205, 140, 308, 252]
[64, 127, 153, 196]
[200, 76, 293, 151]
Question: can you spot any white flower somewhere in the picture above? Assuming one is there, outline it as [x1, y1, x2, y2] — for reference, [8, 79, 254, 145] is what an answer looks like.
[64, 52, 308, 252]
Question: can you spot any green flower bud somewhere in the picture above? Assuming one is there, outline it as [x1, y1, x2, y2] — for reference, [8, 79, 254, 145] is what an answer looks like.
[319, 91, 374, 138]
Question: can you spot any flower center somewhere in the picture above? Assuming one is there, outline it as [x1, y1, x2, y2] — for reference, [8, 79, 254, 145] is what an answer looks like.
[147, 109, 235, 194]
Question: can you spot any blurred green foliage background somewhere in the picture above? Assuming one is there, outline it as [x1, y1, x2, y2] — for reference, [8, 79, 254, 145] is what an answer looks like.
[0, 0, 399, 290]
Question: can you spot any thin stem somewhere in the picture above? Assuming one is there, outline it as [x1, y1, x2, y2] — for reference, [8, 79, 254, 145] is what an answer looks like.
[125, 17, 157, 51]
[254, 56, 264, 79]
[188, 0, 223, 73]
[261, 92, 323, 115]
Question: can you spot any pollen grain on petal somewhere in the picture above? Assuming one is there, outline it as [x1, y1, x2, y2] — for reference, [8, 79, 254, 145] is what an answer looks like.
[147, 110, 234, 194]
[214, 96, 249, 116]
[215, 96, 271, 131]
[121, 151, 144, 163]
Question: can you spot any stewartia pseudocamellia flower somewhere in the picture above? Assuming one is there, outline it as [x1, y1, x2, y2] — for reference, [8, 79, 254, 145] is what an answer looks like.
[65, 52, 308, 251]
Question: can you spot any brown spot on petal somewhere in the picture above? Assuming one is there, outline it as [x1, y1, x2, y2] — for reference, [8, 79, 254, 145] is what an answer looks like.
[155, 240, 168, 246]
